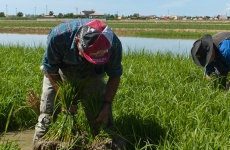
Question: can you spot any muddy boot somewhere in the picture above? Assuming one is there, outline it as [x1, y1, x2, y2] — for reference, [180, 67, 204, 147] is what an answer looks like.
[33, 113, 52, 148]
[112, 136, 126, 150]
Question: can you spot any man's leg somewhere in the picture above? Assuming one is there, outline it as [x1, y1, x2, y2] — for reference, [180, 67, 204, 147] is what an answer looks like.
[33, 74, 59, 143]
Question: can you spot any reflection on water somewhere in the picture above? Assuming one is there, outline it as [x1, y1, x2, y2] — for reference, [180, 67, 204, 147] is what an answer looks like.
[0, 33, 195, 55]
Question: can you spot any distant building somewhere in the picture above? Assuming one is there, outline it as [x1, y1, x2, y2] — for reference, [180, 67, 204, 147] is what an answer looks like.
[218, 15, 227, 20]
[89, 12, 104, 19]
[82, 10, 104, 18]
[117, 16, 122, 19]
[44, 15, 55, 18]
[82, 10, 95, 18]
[5, 14, 14, 17]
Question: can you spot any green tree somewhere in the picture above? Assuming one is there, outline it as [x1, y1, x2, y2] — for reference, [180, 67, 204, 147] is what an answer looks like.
[64, 13, 74, 18]
[49, 11, 54, 16]
[0, 12, 5, 17]
[133, 13, 139, 18]
[57, 13, 63, 18]
[17, 12, 23, 17]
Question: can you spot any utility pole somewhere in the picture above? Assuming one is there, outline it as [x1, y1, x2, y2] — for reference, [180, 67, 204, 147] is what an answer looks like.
[16, 8, 17, 16]
[35, 7, 36, 16]
[6, 5, 8, 16]
[46, 5, 47, 15]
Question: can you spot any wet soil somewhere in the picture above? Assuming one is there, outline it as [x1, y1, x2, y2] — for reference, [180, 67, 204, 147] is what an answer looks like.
[0, 130, 34, 150]
[1, 130, 125, 150]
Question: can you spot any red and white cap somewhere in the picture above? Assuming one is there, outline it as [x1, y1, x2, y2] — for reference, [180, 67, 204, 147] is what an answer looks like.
[79, 20, 113, 64]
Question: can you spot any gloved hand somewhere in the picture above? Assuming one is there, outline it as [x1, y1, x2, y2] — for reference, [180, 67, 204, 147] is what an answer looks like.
[69, 105, 78, 114]
[62, 105, 78, 114]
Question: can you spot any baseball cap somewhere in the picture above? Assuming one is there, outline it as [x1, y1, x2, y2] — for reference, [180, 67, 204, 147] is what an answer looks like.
[78, 20, 113, 65]
[191, 34, 213, 67]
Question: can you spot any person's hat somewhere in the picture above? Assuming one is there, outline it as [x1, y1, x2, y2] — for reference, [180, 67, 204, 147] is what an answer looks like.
[78, 20, 113, 65]
[191, 34, 213, 67]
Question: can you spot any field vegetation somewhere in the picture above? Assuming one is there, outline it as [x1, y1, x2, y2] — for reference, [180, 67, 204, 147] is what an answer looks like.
[0, 20, 230, 38]
[0, 20, 230, 149]
[0, 43, 230, 149]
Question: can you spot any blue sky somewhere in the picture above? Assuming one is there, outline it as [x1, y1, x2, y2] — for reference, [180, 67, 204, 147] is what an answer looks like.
[1, 0, 230, 17]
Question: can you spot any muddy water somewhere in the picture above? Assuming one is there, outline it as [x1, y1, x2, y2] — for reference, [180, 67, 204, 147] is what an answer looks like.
[0, 130, 34, 150]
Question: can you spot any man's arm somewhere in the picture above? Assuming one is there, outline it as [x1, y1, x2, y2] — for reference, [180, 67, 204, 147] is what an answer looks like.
[95, 34, 122, 124]
[46, 71, 62, 93]
[205, 63, 215, 79]
[205, 74, 211, 79]
[104, 76, 120, 103]
[95, 76, 120, 125]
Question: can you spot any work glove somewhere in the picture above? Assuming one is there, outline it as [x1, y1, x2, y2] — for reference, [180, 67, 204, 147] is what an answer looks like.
[62, 105, 78, 114]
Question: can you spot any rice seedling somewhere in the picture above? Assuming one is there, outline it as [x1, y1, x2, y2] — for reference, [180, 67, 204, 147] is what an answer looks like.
[33, 79, 86, 149]
[34, 78, 124, 149]
[0, 44, 44, 130]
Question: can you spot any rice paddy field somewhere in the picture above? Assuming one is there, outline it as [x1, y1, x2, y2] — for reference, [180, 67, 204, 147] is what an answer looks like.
[0, 20, 230, 149]
[1, 20, 230, 38]
[0, 44, 230, 149]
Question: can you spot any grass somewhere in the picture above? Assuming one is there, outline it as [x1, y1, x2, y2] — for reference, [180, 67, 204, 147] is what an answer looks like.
[0, 140, 20, 150]
[119, 50, 230, 149]
[0, 20, 230, 30]
[0, 44, 44, 130]
[0, 44, 230, 149]
[121, 30, 216, 39]
[0, 21, 61, 28]
[107, 21, 230, 30]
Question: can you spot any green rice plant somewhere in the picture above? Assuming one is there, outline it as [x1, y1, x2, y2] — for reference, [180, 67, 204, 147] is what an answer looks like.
[0, 21, 61, 28]
[133, 30, 216, 39]
[0, 98, 20, 150]
[2, 44, 230, 149]
[1, 20, 230, 39]
[113, 49, 230, 149]
[107, 21, 230, 30]
[40, 79, 87, 149]
[0, 44, 44, 131]
[39, 77, 123, 149]
[0, 140, 20, 150]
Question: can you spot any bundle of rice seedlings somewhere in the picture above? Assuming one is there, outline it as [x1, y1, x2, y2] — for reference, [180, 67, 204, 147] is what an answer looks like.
[34, 78, 125, 150]
[80, 82, 126, 150]
[37, 80, 88, 150]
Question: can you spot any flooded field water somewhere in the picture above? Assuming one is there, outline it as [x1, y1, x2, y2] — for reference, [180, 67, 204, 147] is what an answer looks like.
[0, 33, 195, 55]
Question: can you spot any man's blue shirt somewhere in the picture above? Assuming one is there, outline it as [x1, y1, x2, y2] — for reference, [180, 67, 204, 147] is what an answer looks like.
[205, 39, 230, 76]
[42, 19, 123, 78]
